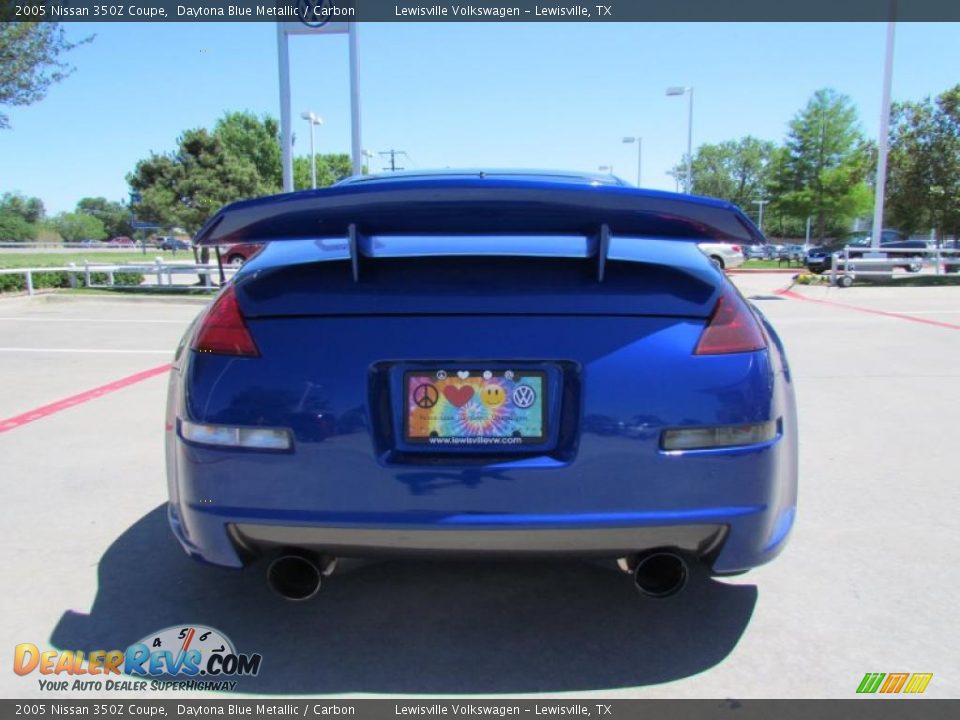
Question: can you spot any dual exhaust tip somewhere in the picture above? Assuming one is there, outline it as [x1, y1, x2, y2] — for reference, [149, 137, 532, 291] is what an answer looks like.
[267, 552, 333, 601]
[267, 549, 689, 601]
[630, 550, 689, 599]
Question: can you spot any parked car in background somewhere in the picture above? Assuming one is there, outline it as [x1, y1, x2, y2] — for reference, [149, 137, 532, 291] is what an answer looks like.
[805, 230, 925, 274]
[745, 244, 768, 260]
[107, 236, 135, 247]
[698, 242, 745, 269]
[166, 171, 796, 601]
[942, 241, 959, 273]
[220, 243, 264, 267]
[160, 237, 192, 251]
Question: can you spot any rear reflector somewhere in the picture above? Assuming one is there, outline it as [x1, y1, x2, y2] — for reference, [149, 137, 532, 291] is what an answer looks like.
[180, 420, 292, 450]
[694, 287, 766, 355]
[192, 284, 259, 356]
[661, 420, 777, 451]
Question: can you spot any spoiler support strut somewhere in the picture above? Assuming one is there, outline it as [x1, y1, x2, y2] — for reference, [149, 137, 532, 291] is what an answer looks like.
[215, 247, 226, 285]
[348, 223, 361, 283]
[597, 224, 611, 283]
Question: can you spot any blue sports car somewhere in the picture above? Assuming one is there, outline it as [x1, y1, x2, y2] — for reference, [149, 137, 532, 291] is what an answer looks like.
[165, 171, 797, 601]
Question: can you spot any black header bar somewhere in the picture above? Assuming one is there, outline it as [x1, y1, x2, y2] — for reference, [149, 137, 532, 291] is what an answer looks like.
[2, 0, 960, 23]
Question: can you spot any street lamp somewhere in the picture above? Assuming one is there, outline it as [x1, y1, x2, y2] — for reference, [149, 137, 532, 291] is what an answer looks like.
[362, 149, 374, 175]
[666, 86, 694, 193]
[622, 136, 642, 186]
[598, 165, 614, 175]
[300, 111, 323, 189]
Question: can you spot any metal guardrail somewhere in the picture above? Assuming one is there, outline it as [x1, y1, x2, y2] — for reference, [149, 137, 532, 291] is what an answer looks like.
[829, 246, 959, 287]
[0, 258, 237, 295]
[0, 242, 201, 252]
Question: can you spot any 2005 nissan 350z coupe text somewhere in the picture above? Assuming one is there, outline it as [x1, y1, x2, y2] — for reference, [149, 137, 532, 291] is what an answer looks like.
[164, 170, 798, 601]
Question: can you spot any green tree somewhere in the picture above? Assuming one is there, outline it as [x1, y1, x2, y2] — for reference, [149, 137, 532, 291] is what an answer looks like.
[0, 212, 35, 241]
[127, 112, 288, 233]
[1, 191, 45, 223]
[76, 197, 133, 239]
[771, 88, 873, 241]
[682, 137, 776, 210]
[886, 85, 960, 241]
[127, 128, 261, 233]
[293, 153, 353, 190]
[213, 111, 282, 194]
[52, 211, 106, 242]
[0, 22, 93, 129]
[0, 192, 44, 241]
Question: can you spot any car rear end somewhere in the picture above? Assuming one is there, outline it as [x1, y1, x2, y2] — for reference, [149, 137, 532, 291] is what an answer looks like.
[164, 175, 797, 596]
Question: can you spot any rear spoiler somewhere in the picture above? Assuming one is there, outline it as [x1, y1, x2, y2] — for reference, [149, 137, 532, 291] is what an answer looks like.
[193, 178, 765, 248]
[224, 231, 724, 288]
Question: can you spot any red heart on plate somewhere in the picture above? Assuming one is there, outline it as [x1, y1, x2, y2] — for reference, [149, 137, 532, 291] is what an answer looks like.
[443, 385, 474, 407]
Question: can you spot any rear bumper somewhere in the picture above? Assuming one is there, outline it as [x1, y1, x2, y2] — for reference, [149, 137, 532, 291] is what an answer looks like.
[230, 522, 728, 557]
[168, 487, 796, 575]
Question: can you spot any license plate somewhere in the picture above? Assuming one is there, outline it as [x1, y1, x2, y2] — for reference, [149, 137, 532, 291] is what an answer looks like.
[404, 369, 547, 447]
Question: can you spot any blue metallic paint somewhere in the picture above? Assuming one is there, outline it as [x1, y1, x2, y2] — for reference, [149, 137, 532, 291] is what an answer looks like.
[166, 174, 797, 577]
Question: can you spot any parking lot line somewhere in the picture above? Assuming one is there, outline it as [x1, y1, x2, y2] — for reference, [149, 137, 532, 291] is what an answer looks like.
[0, 363, 171, 434]
[776, 289, 960, 330]
[0, 348, 173, 354]
[0, 317, 186, 324]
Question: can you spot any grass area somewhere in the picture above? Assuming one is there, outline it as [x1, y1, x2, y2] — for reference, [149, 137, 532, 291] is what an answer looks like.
[741, 259, 804, 269]
[0, 250, 193, 268]
[63, 286, 217, 297]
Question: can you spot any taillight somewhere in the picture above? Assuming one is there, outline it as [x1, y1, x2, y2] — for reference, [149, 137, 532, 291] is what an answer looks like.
[191, 284, 259, 357]
[731, 245, 742, 253]
[694, 287, 766, 355]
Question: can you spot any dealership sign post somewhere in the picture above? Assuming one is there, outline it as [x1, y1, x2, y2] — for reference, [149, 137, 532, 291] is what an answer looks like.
[277, 1, 362, 192]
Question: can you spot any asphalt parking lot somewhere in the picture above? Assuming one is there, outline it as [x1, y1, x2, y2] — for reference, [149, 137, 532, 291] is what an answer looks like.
[1, 276, 958, 699]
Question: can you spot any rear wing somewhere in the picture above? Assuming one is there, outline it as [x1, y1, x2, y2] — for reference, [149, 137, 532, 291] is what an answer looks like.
[193, 177, 765, 249]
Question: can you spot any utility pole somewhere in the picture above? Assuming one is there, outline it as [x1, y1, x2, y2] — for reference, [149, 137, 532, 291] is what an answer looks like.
[379, 149, 408, 172]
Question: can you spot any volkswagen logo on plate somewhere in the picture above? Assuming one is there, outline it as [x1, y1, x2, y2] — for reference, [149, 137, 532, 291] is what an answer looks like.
[511, 385, 537, 409]
[298, 0, 334, 28]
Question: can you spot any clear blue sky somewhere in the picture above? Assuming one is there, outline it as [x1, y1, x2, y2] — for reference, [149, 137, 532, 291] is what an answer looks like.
[2, 21, 958, 216]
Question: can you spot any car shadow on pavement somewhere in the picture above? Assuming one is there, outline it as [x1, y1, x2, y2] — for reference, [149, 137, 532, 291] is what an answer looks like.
[51, 505, 757, 694]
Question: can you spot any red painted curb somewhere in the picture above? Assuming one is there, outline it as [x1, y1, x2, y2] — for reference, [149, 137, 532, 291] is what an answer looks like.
[0, 363, 172, 434]
[775, 289, 960, 330]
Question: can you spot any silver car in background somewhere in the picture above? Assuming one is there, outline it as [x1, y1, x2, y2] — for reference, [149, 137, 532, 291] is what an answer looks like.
[699, 242, 745, 269]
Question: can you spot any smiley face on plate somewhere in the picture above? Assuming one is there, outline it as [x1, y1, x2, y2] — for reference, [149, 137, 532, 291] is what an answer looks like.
[480, 383, 506, 408]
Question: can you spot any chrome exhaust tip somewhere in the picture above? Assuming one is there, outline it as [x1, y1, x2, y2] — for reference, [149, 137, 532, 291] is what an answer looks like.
[266, 553, 325, 601]
[632, 551, 688, 598]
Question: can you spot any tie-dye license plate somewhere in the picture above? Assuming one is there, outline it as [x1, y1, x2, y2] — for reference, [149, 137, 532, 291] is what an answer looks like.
[405, 369, 547, 446]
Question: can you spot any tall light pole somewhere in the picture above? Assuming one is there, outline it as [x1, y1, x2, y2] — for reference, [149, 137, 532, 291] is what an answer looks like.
[666, 86, 694, 193]
[598, 165, 614, 175]
[753, 199, 770, 233]
[300, 111, 323, 189]
[622, 136, 642, 186]
[277, 25, 293, 192]
[871, 17, 896, 250]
